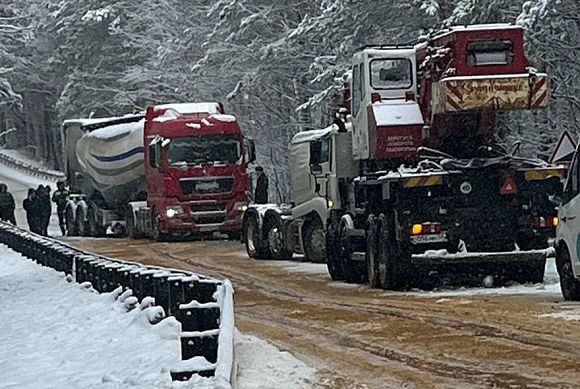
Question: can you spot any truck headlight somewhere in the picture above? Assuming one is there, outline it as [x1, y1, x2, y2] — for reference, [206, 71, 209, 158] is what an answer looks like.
[165, 206, 183, 218]
[234, 202, 248, 212]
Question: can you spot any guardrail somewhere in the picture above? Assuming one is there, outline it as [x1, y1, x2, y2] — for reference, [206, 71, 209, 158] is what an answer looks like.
[0, 150, 65, 181]
[0, 222, 236, 386]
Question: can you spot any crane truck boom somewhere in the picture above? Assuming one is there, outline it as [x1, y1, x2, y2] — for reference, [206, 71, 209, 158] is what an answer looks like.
[62, 102, 255, 240]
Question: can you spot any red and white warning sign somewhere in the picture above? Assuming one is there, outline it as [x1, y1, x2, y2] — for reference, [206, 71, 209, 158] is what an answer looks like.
[549, 130, 577, 163]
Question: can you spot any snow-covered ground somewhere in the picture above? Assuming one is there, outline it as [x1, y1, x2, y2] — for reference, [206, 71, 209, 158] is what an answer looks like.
[0, 244, 316, 388]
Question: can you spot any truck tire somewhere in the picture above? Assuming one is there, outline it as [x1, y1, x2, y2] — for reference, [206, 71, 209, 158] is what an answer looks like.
[326, 215, 344, 280]
[556, 246, 580, 301]
[87, 205, 106, 237]
[126, 209, 139, 239]
[338, 215, 366, 284]
[265, 217, 292, 260]
[75, 206, 88, 237]
[151, 210, 169, 242]
[65, 205, 77, 236]
[303, 217, 326, 263]
[366, 216, 381, 289]
[377, 214, 407, 291]
[244, 215, 270, 259]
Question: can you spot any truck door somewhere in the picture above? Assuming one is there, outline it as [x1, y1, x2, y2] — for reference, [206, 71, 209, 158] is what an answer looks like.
[351, 63, 369, 160]
[559, 148, 580, 274]
[309, 136, 332, 199]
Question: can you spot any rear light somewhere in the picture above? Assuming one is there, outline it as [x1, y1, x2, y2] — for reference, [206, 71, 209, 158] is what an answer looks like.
[532, 216, 559, 228]
[371, 93, 382, 103]
[411, 222, 442, 235]
[405, 91, 415, 101]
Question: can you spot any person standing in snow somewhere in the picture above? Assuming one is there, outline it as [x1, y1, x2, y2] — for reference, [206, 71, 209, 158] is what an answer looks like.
[52, 181, 69, 236]
[0, 183, 17, 225]
[254, 166, 269, 204]
[36, 185, 51, 236]
[23, 188, 42, 234]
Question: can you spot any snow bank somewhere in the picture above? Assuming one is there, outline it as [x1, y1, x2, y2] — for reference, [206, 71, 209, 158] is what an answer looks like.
[0, 244, 181, 389]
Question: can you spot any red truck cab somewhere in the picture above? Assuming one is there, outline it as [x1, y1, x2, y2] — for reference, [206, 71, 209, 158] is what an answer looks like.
[144, 103, 253, 238]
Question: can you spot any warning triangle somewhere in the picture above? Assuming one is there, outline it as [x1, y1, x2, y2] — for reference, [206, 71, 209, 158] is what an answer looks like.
[500, 176, 517, 195]
[549, 130, 577, 163]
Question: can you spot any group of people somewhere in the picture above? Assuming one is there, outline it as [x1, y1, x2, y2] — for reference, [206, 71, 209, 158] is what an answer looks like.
[23, 185, 53, 235]
[0, 180, 70, 237]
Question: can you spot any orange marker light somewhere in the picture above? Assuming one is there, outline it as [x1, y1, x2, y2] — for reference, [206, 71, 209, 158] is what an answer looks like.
[553, 217, 559, 227]
[412, 224, 423, 235]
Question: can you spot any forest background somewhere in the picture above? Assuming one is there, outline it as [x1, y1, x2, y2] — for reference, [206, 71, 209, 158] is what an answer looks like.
[1, 0, 578, 200]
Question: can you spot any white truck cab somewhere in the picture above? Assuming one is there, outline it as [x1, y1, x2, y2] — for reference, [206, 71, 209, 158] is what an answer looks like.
[556, 146, 580, 300]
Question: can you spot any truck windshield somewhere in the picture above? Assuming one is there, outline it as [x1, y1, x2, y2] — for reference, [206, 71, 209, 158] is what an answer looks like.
[370, 59, 412, 90]
[167, 135, 241, 165]
[467, 40, 514, 66]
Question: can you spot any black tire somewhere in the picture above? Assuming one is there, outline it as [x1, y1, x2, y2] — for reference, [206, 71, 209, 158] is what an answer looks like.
[557, 247, 580, 301]
[338, 217, 367, 284]
[150, 210, 169, 242]
[265, 218, 293, 260]
[244, 215, 270, 259]
[66, 205, 77, 236]
[326, 216, 344, 280]
[126, 209, 139, 239]
[377, 214, 407, 290]
[227, 231, 241, 241]
[303, 217, 326, 263]
[87, 205, 106, 237]
[366, 216, 381, 289]
[75, 206, 88, 237]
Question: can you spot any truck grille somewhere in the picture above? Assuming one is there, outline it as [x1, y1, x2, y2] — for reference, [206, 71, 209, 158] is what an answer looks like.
[189, 203, 227, 225]
[180, 177, 234, 195]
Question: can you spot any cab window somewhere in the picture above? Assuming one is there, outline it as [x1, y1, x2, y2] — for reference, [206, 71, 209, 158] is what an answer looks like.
[467, 40, 514, 66]
[563, 154, 579, 204]
[370, 59, 412, 90]
[352, 64, 360, 115]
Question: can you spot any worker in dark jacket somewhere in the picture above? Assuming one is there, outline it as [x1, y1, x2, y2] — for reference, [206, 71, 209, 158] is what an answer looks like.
[254, 166, 269, 204]
[37, 185, 51, 236]
[0, 183, 17, 225]
[23, 188, 42, 234]
[52, 181, 70, 236]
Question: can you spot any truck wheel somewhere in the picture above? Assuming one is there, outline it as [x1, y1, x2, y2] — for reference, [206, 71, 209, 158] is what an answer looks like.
[65, 206, 77, 236]
[75, 206, 88, 237]
[126, 209, 139, 239]
[303, 218, 326, 263]
[87, 206, 106, 237]
[244, 215, 270, 259]
[151, 211, 169, 242]
[338, 216, 366, 284]
[556, 247, 580, 301]
[265, 218, 292, 260]
[366, 216, 381, 289]
[377, 214, 407, 291]
[326, 216, 344, 280]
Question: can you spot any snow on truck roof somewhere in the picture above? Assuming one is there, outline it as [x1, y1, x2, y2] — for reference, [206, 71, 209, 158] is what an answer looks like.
[154, 102, 222, 115]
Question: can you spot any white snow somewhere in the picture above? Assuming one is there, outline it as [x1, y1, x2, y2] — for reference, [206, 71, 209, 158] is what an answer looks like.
[0, 149, 63, 176]
[0, 244, 181, 389]
[540, 305, 580, 321]
[209, 114, 237, 123]
[85, 119, 144, 140]
[155, 103, 221, 115]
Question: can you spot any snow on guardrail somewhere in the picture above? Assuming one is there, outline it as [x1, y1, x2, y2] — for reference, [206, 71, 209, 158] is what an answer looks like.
[0, 222, 236, 387]
[0, 149, 65, 181]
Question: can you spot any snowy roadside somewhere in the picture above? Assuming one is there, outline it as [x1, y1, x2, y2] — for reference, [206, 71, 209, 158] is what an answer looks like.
[0, 243, 316, 388]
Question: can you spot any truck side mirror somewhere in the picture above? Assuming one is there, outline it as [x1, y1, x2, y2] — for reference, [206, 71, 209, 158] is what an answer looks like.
[247, 139, 256, 163]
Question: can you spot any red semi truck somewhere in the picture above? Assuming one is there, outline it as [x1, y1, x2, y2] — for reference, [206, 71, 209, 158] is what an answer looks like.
[62, 102, 254, 240]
